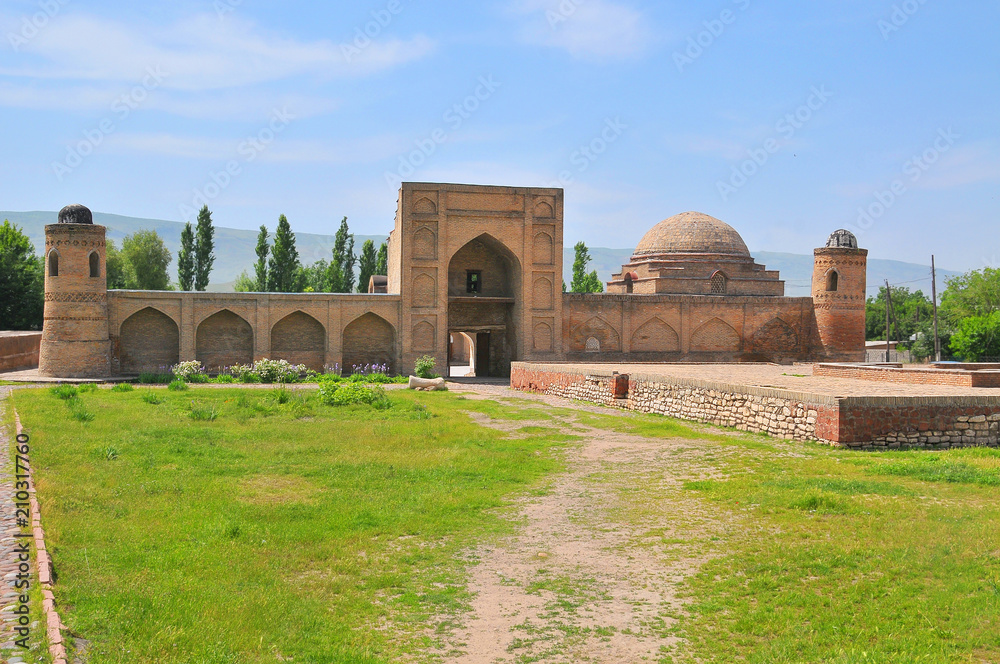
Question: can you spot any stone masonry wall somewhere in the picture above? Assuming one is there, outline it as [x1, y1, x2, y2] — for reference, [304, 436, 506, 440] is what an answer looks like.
[511, 362, 1000, 451]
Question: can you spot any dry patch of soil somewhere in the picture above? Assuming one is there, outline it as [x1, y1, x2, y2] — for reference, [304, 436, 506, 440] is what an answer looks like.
[419, 385, 731, 663]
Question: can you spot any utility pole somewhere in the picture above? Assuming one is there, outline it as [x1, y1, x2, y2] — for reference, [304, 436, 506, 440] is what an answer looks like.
[931, 255, 941, 362]
[885, 280, 892, 363]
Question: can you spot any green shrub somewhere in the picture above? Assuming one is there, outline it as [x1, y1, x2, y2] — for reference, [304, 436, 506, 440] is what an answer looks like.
[168, 380, 189, 392]
[239, 371, 262, 384]
[78, 383, 98, 393]
[318, 380, 390, 407]
[69, 402, 95, 422]
[111, 383, 134, 393]
[414, 355, 437, 379]
[229, 359, 306, 384]
[50, 385, 79, 400]
[214, 374, 236, 384]
[141, 391, 162, 405]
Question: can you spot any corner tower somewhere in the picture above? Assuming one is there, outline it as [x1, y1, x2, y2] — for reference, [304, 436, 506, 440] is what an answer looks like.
[812, 230, 868, 362]
[38, 205, 111, 378]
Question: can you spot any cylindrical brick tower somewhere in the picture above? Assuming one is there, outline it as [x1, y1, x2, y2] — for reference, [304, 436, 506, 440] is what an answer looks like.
[38, 205, 111, 378]
[812, 229, 868, 362]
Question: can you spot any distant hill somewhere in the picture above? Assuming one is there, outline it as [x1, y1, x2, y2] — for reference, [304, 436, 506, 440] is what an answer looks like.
[3, 211, 959, 296]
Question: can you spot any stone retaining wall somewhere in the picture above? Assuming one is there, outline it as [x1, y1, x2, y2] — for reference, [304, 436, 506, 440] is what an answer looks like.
[511, 362, 1000, 451]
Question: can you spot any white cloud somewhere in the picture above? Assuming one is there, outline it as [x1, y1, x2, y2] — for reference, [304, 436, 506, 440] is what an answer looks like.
[5, 13, 435, 91]
[510, 0, 652, 60]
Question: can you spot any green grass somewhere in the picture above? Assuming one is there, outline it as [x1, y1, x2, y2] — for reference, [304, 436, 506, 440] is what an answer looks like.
[11, 386, 569, 664]
[674, 443, 1000, 662]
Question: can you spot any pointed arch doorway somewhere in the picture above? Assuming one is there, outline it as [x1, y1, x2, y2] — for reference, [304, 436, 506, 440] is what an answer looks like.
[446, 234, 521, 377]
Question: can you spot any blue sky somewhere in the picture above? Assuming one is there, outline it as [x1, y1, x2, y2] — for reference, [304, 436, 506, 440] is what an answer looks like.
[1, 0, 997, 271]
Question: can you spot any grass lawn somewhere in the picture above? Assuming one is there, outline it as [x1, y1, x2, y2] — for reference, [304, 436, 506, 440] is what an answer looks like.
[9, 385, 1000, 663]
[9, 386, 569, 663]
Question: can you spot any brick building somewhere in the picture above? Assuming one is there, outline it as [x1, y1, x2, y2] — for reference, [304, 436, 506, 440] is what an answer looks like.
[38, 184, 867, 378]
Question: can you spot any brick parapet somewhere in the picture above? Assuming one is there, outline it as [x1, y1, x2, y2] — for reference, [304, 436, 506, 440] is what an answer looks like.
[816, 363, 1000, 388]
[511, 362, 1000, 451]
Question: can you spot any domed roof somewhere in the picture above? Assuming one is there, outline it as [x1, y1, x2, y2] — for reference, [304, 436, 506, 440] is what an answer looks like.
[58, 204, 93, 225]
[634, 212, 750, 258]
[826, 229, 858, 249]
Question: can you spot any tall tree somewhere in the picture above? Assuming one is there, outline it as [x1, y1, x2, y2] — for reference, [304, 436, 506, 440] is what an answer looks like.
[376, 241, 388, 275]
[328, 217, 356, 293]
[941, 267, 1000, 324]
[253, 225, 269, 291]
[177, 222, 195, 291]
[865, 286, 934, 341]
[121, 230, 172, 290]
[233, 270, 256, 293]
[570, 241, 603, 293]
[0, 220, 44, 330]
[302, 259, 329, 293]
[268, 214, 301, 292]
[357, 239, 377, 293]
[194, 205, 216, 291]
[105, 239, 133, 289]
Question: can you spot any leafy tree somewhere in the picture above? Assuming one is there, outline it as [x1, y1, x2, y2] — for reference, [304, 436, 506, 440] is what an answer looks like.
[194, 205, 216, 291]
[301, 259, 329, 293]
[0, 220, 44, 330]
[177, 222, 195, 291]
[233, 270, 256, 293]
[570, 242, 603, 293]
[253, 225, 270, 291]
[864, 287, 934, 342]
[267, 215, 301, 292]
[327, 217, 356, 293]
[105, 239, 133, 289]
[376, 241, 388, 275]
[950, 312, 1000, 361]
[121, 230, 172, 290]
[357, 239, 378, 293]
[941, 267, 1000, 324]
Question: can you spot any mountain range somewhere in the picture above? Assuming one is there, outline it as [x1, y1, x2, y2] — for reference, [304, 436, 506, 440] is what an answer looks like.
[3, 211, 959, 297]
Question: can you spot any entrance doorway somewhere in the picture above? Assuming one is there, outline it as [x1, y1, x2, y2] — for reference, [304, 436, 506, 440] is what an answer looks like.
[448, 331, 495, 378]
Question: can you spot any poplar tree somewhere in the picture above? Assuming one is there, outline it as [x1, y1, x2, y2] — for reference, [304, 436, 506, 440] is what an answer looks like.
[193, 205, 216, 291]
[327, 217, 356, 293]
[253, 225, 269, 291]
[268, 214, 301, 292]
[376, 241, 388, 275]
[357, 239, 378, 293]
[177, 222, 195, 291]
[570, 242, 603, 293]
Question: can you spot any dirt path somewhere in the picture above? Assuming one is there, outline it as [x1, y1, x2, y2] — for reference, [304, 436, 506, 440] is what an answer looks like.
[424, 384, 729, 663]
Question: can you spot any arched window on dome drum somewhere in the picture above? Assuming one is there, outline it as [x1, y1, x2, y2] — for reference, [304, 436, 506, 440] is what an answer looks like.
[624, 272, 634, 294]
[89, 251, 100, 278]
[826, 270, 839, 292]
[48, 251, 59, 277]
[710, 271, 727, 295]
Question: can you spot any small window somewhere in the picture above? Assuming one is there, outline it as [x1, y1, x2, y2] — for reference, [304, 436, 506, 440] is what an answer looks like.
[466, 271, 482, 294]
[710, 271, 727, 295]
[624, 273, 634, 294]
[48, 251, 59, 277]
[89, 251, 100, 278]
[826, 270, 839, 292]
[585, 337, 600, 353]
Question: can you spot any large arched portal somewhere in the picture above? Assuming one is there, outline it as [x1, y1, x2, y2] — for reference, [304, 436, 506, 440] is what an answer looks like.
[119, 307, 179, 373]
[342, 313, 395, 375]
[447, 234, 521, 377]
[197, 310, 254, 372]
[271, 312, 326, 372]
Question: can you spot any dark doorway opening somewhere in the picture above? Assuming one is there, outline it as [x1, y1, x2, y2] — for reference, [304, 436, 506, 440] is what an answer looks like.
[476, 332, 492, 378]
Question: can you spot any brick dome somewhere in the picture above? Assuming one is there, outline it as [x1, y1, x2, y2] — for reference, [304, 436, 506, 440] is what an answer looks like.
[634, 212, 750, 258]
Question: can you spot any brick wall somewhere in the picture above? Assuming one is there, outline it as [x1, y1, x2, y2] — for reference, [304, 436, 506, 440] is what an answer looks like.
[0, 332, 41, 371]
[342, 312, 395, 374]
[815, 363, 1000, 388]
[196, 310, 254, 371]
[271, 311, 325, 372]
[511, 362, 1000, 451]
[118, 307, 180, 373]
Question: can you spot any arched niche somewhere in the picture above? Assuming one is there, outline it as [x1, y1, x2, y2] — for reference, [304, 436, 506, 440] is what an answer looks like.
[119, 307, 179, 373]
